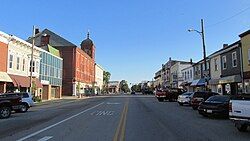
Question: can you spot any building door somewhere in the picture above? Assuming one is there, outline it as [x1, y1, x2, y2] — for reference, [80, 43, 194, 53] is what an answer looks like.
[51, 87, 56, 98]
[0, 82, 4, 93]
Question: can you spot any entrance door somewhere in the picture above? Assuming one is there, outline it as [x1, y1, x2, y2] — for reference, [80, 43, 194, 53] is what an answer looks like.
[51, 87, 56, 98]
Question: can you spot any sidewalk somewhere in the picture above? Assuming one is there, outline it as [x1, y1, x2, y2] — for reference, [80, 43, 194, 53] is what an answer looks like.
[35, 96, 90, 106]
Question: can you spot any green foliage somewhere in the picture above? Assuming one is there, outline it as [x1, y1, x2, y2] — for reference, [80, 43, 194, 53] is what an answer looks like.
[131, 84, 141, 92]
[103, 71, 111, 93]
[119, 80, 130, 93]
[33, 96, 42, 102]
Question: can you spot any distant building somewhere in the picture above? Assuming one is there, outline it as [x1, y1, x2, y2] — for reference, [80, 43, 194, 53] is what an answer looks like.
[95, 64, 104, 94]
[181, 65, 194, 92]
[108, 81, 120, 93]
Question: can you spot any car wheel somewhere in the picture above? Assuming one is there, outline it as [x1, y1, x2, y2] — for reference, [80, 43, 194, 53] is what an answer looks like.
[0, 107, 11, 119]
[236, 124, 248, 132]
[158, 98, 164, 102]
[192, 106, 197, 110]
[18, 104, 28, 113]
[179, 103, 183, 106]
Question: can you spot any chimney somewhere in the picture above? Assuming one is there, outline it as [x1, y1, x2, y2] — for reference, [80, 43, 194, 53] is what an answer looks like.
[35, 28, 40, 35]
[169, 57, 171, 61]
[190, 58, 193, 64]
[223, 44, 228, 49]
[41, 34, 50, 46]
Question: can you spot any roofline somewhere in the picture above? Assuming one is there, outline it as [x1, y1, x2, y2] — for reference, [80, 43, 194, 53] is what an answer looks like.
[239, 30, 250, 38]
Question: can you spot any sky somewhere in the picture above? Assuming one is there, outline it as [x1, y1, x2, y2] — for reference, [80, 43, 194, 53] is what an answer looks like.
[1, 0, 250, 84]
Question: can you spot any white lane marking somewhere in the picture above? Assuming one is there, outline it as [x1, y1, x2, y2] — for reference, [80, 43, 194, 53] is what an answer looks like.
[107, 102, 120, 105]
[91, 111, 114, 116]
[37, 136, 53, 141]
[16, 102, 104, 141]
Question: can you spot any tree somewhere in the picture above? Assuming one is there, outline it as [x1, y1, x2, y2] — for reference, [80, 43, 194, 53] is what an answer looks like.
[103, 71, 111, 93]
[131, 84, 141, 92]
[119, 80, 130, 93]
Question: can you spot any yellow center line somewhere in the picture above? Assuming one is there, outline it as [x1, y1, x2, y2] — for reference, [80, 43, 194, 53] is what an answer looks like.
[113, 99, 129, 141]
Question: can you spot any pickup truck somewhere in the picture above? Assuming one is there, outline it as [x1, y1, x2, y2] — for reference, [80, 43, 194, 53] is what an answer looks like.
[155, 88, 186, 102]
[0, 95, 22, 119]
[229, 94, 250, 132]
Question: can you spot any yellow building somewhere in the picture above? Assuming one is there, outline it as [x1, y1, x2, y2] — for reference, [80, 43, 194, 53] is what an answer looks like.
[239, 30, 250, 93]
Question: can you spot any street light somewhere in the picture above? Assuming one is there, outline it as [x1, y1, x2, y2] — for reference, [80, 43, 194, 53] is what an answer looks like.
[188, 19, 208, 90]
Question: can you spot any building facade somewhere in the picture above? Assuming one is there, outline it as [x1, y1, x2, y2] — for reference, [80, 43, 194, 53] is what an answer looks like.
[28, 29, 95, 96]
[219, 41, 243, 95]
[0, 31, 13, 93]
[239, 30, 250, 93]
[170, 61, 192, 88]
[181, 65, 194, 92]
[108, 81, 120, 93]
[95, 63, 104, 94]
[39, 44, 63, 100]
[2, 31, 43, 95]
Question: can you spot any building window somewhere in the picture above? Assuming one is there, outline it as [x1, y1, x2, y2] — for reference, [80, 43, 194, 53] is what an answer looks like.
[222, 56, 227, 70]
[214, 58, 218, 71]
[30, 61, 35, 72]
[36, 61, 39, 73]
[9, 54, 13, 69]
[22, 59, 25, 71]
[190, 70, 192, 78]
[187, 71, 189, 79]
[232, 52, 237, 67]
[16, 57, 20, 70]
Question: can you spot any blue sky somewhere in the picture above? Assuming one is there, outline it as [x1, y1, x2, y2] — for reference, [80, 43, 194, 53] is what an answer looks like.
[1, 0, 250, 84]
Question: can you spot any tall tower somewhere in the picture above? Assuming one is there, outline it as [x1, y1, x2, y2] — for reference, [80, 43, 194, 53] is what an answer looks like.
[80, 31, 95, 59]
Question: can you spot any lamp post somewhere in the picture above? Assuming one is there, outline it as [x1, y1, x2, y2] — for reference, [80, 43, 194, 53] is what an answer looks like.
[188, 19, 208, 90]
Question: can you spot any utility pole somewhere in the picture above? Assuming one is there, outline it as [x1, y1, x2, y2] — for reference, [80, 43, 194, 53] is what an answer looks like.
[29, 26, 35, 95]
[201, 19, 208, 90]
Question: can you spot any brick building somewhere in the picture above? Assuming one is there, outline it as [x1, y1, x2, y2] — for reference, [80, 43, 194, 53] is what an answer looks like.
[28, 29, 95, 96]
[0, 31, 13, 93]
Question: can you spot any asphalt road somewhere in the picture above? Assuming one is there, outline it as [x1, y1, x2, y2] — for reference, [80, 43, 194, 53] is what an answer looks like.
[0, 95, 250, 141]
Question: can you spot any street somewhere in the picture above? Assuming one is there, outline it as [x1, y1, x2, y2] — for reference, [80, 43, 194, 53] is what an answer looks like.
[0, 95, 250, 141]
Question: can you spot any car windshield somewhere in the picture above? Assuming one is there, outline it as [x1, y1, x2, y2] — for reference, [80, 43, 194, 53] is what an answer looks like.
[182, 92, 192, 96]
[206, 96, 230, 102]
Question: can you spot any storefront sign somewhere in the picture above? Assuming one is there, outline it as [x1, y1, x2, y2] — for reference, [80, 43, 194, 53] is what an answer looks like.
[41, 80, 49, 85]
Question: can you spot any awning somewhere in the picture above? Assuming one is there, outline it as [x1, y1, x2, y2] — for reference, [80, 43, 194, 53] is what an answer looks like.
[180, 81, 192, 86]
[0, 72, 12, 82]
[190, 78, 205, 86]
[219, 75, 242, 84]
[9, 74, 42, 88]
[209, 79, 219, 85]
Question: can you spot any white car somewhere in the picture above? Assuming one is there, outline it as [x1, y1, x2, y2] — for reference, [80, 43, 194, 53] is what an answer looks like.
[177, 92, 193, 106]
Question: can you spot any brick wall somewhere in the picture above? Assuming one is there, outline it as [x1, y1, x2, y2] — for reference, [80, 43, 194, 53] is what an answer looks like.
[0, 41, 8, 72]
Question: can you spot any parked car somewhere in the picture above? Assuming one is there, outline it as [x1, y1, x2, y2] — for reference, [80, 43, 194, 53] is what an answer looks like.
[229, 94, 250, 132]
[177, 92, 193, 106]
[0, 92, 34, 113]
[131, 91, 136, 95]
[198, 95, 230, 117]
[0, 94, 22, 119]
[190, 91, 219, 110]
[155, 88, 186, 102]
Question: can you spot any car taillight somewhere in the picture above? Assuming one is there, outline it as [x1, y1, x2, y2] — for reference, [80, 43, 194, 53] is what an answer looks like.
[229, 101, 232, 112]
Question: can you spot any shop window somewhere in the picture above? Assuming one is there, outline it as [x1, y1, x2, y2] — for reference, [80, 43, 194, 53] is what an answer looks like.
[238, 83, 243, 94]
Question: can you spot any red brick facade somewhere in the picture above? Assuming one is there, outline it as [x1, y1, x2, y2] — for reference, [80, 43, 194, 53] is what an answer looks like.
[75, 48, 95, 83]
[0, 41, 8, 72]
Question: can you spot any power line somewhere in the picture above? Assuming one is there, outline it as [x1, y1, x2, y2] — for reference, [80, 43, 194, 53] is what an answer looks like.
[207, 5, 250, 28]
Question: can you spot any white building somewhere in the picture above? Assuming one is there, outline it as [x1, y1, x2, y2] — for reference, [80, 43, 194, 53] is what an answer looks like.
[181, 65, 194, 92]
[170, 61, 192, 88]
[2, 31, 43, 95]
[95, 64, 104, 94]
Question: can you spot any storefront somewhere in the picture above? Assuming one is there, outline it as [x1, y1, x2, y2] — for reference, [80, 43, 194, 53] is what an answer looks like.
[208, 79, 221, 94]
[0, 72, 13, 93]
[219, 74, 243, 95]
[190, 78, 206, 92]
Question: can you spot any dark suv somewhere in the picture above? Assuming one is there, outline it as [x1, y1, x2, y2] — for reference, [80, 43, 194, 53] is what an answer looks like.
[190, 91, 219, 110]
